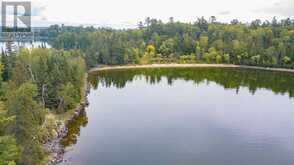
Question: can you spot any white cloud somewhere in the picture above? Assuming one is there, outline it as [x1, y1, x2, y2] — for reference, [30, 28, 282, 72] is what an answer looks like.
[3, 0, 294, 27]
[258, 0, 294, 17]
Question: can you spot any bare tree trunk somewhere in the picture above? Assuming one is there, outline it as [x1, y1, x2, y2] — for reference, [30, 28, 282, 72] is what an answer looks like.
[58, 98, 64, 111]
[41, 84, 46, 108]
[27, 64, 35, 82]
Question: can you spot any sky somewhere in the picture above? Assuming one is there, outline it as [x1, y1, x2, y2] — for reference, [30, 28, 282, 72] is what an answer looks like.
[1, 0, 294, 28]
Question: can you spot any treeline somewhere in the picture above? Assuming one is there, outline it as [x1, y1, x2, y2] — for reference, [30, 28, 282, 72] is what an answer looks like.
[0, 48, 86, 164]
[50, 17, 294, 68]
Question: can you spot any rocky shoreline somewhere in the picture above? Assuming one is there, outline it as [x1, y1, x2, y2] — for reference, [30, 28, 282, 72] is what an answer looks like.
[45, 82, 90, 165]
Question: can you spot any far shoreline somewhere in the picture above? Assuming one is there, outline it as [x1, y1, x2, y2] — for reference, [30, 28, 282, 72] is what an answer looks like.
[89, 64, 294, 73]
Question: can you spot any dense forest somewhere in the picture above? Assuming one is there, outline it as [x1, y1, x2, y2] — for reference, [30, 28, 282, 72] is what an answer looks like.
[49, 17, 294, 68]
[1, 16, 294, 164]
[0, 48, 86, 164]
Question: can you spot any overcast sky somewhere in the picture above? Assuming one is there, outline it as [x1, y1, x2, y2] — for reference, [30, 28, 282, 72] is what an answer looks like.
[2, 0, 294, 28]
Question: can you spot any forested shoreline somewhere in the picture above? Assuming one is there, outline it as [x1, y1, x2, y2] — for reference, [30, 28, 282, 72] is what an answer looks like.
[1, 17, 294, 164]
[0, 48, 86, 165]
[48, 17, 294, 68]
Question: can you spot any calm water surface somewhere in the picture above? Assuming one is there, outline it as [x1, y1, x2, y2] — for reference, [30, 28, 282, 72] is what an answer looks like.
[60, 68, 294, 165]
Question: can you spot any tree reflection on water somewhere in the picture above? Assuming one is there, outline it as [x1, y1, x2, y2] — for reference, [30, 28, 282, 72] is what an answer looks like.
[61, 111, 88, 147]
[88, 67, 294, 98]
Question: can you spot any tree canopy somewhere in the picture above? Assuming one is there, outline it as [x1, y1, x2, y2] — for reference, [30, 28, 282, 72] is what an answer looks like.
[49, 17, 294, 68]
[0, 48, 86, 164]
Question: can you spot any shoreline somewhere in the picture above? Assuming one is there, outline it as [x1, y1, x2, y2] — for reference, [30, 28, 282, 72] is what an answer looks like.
[89, 64, 294, 73]
[45, 74, 90, 165]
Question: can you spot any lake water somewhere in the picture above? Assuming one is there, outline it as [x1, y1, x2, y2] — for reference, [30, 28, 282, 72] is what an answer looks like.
[60, 67, 294, 165]
[0, 41, 51, 53]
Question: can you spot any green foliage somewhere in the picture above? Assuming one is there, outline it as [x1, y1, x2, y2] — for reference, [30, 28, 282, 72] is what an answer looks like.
[179, 55, 196, 63]
[199, 35, 209, 52]
[282, 56, 291, 64]
[216, 55, 222, 64]
[58, 83, 79, 112]
[251, 55, 261, 65]
[49, 18, 294, 68]
[203, 48, 218, 63]
[146, 45, 156, 54]
[10, 48, 86, 110]
[159, 39, 175, 57]
[0, 136, 21, 165]
[0, 47, 86, 164]
[0, 104, 14, 136]
[1, 52, 16, 82]
[223, 54, 230, 63]
[195, 41, 202, 60]
[6, 82, 45, 165]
